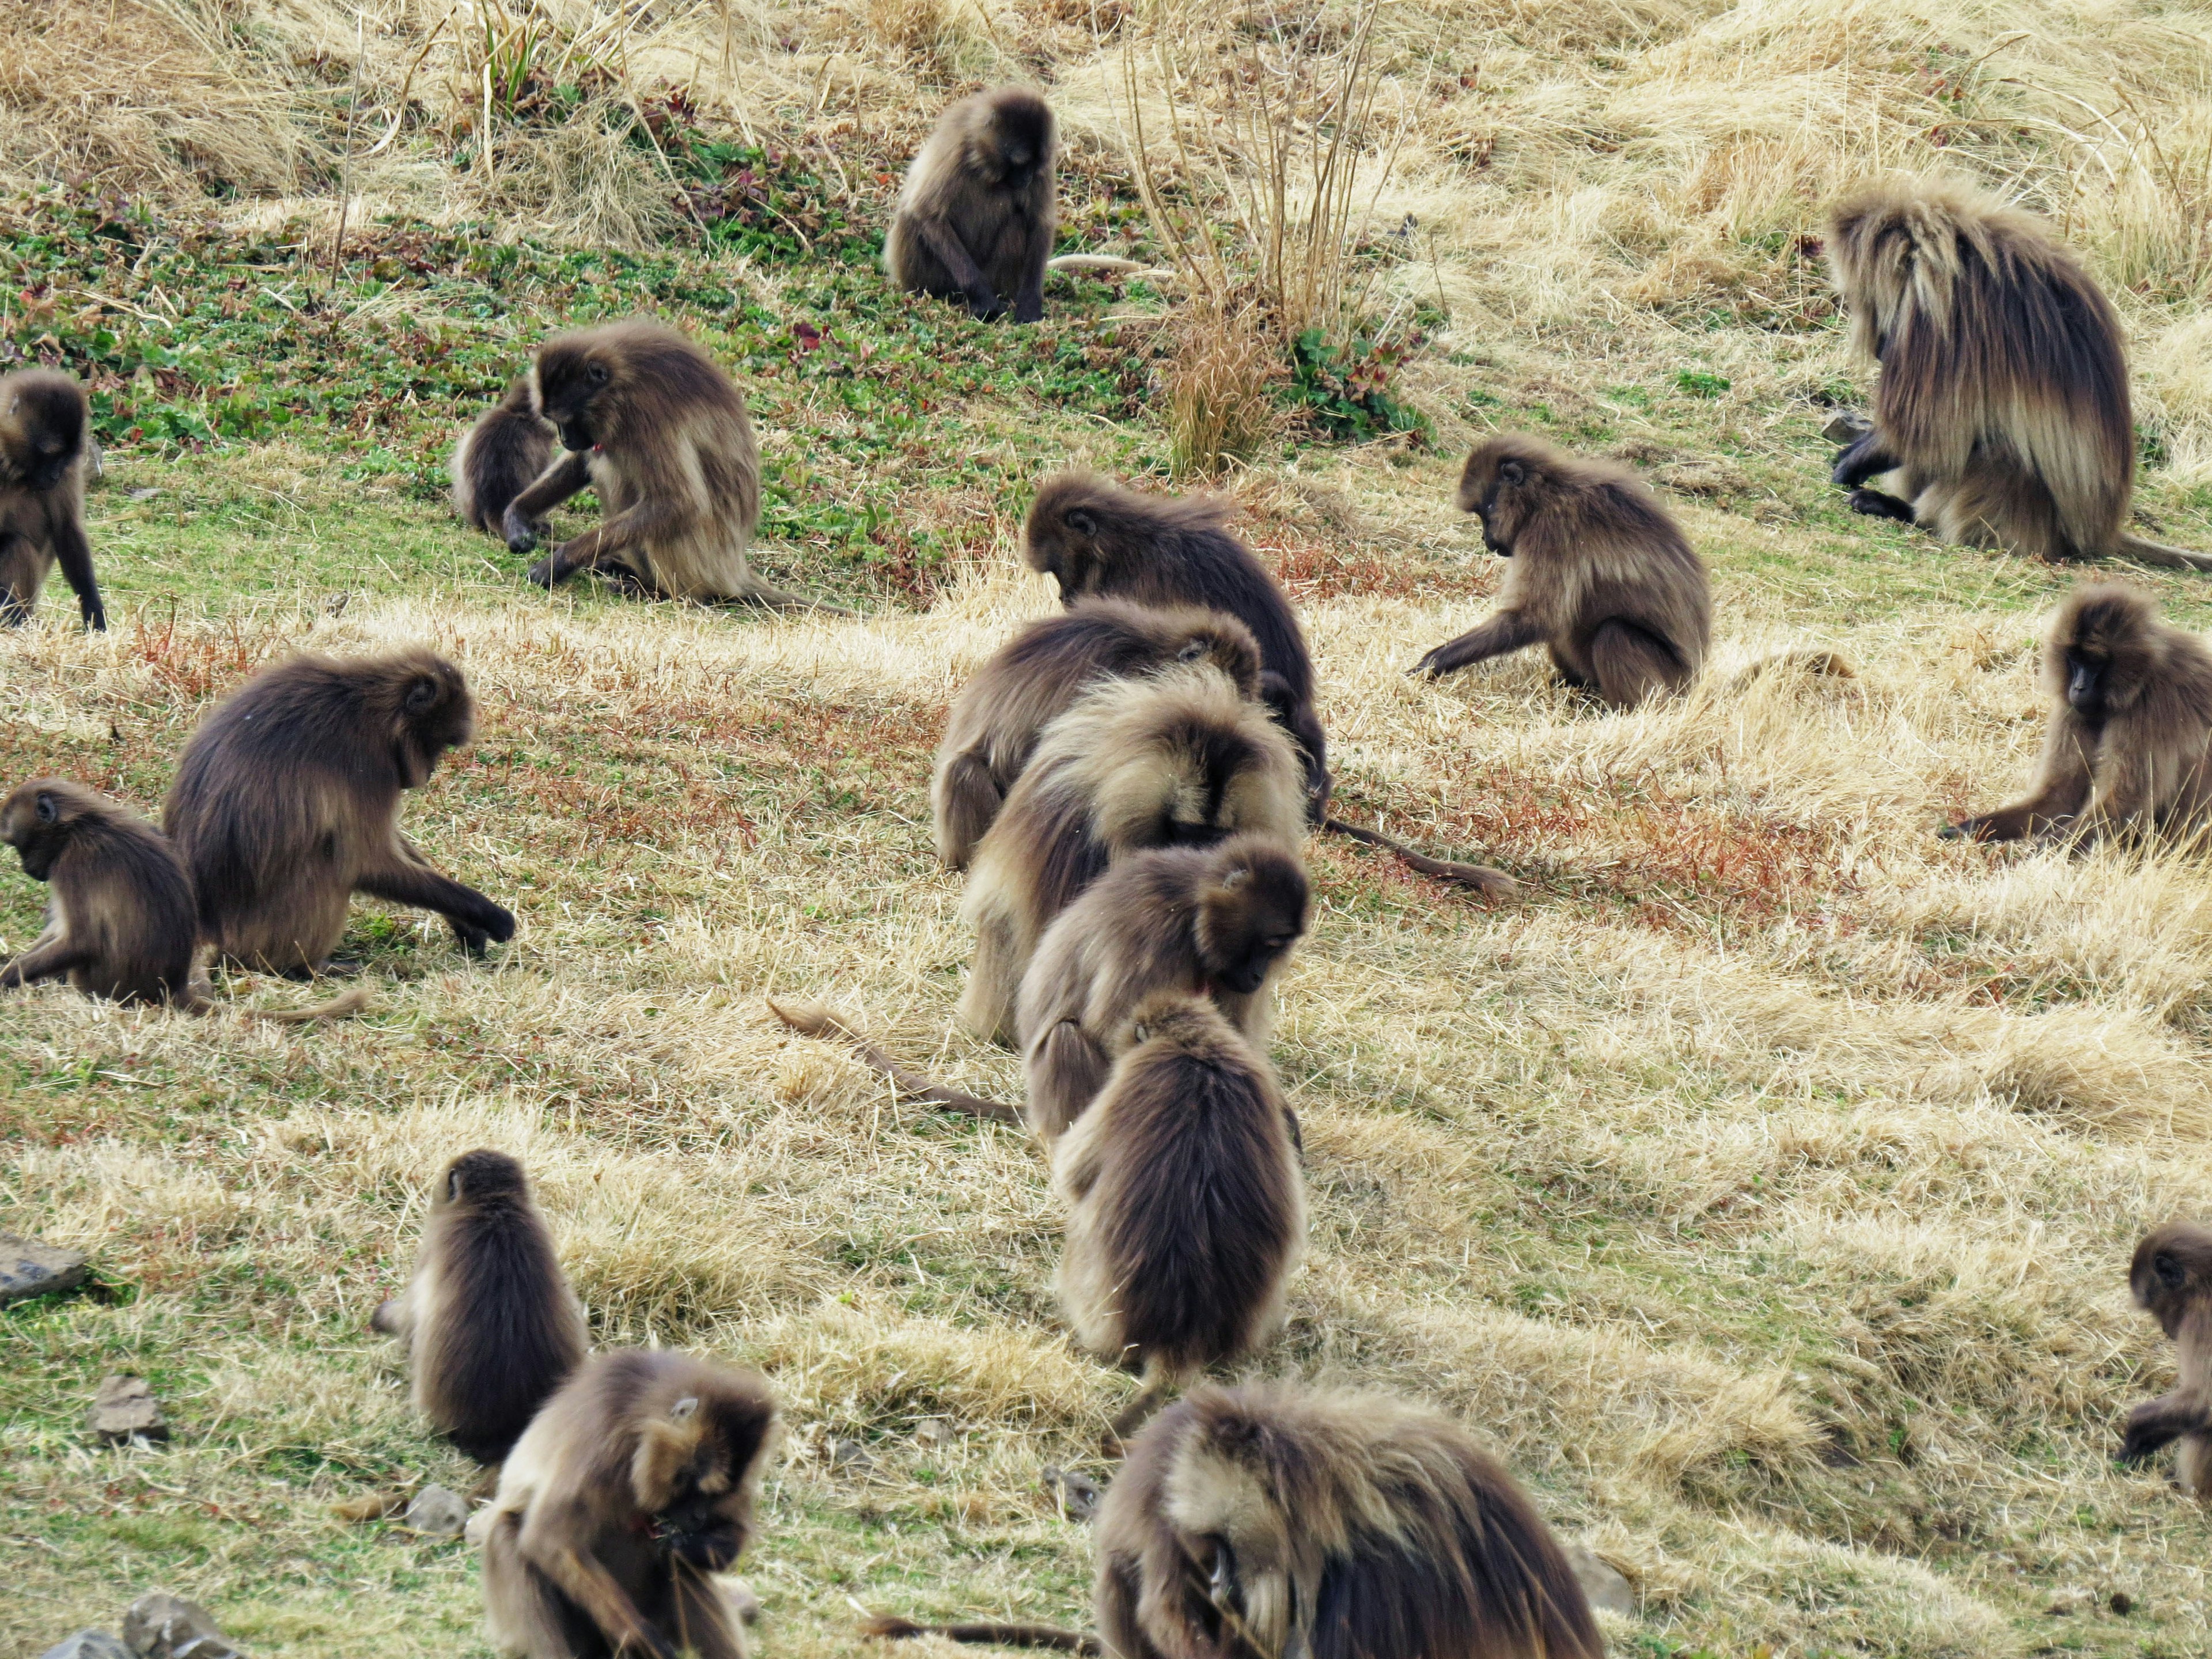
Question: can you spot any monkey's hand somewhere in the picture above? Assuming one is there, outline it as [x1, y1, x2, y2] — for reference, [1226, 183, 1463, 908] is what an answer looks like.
[502, 506, 541, 555]
[1410, 641, 1471, 678]
[1936, 817, 1984, 842]
[450, 902, 518, 957]
[2118, 1400, 2183, 1464]
[1012, 291, 1044, 324]
[965, 285, 1006, 320]
[524, 555, 560, 589]
[79, 596, 107, 632]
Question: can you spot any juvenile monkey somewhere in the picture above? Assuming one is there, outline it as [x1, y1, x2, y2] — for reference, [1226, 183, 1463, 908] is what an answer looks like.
[1942, 584, 2212, 844]
[1412, 434, 1711, 707]
[479, 1348, 777, 1659]
[1826, 176, 2212, 572]
[2119, 1220, 2212, 1501]
[164, 650, 516, 975]
[932, 600, 1262, 869]
[0, 368, 105, 630]
[453, 376, 557, 536]
[1054, 991, 1305, 1447]
[372, 1149, 587, 1465]
[886, 87, 1058, 324]
[502, 319, 838, 611]
[957, 665, 1307, 1044]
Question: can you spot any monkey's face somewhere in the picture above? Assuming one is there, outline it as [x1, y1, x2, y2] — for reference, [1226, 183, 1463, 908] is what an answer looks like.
[1022, 483, 1108, 594]
[1196, 848, 1310, 996]
[0, 785, 74, 881]
[1, 380, 85, 492]
[980, 101, 1054, 188]
[2064, 648, 2108, 725]
[395, 665, 478, 787]
[1456, 449, 1536, 554]
[532, 347, 616, 453]
[2131, 1224, 2212, 1335]
[646, 1410, 753, 1570]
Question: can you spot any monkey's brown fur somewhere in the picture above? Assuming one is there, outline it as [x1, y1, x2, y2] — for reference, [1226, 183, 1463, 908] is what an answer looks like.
[932, 600, 1262, 869]
[0, 779, 364, 1021]
[503, 319, 837, 609]
[1096, 1384, 1605, 1659]
[372, 1149, 587, 1465]
[453, 376, 557, 535]
[885, 87, 1057, 323]
[1945, 584, 2212, 844]
[1826, 177, 2212, 571]
[164, 650, 516, 975]
[1017, 835, 1308, 1144]
[1053, 993, 1305, 1445]
[956, 665, 1307, 1044]
[0, 368, 105, 630]
[1413, 434, 1711, 707]
[480, 1349, 777, 1659]
[2120, 1221, 2212, 1501]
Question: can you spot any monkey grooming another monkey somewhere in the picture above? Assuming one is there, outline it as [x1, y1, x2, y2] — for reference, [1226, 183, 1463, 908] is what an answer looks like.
[932, 600, 1263, 869]
[502, 318, 840, 611]
[957, 664, 1308, 1044]
[479, 1348, 777, 1659]
[886, 87, 1058, 324]
[164, 649, 516, 976]
[2119, 1221, 2212, 1501]
[0, 368, 105, 630]
[1942, 584, 2212, 844]
[372, 1149, 586, 1465]
[1412, 433, 1711, 709]
[1826, 176, 2212, 573]
[453, 376, 557, 536]
[1054, 991, 1304, 1448]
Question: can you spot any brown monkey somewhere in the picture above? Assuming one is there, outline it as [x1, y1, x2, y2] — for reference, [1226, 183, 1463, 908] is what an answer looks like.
[1943, 584, 2212, 844]
[957, 665, 1307, 1044]
[164, 650, 516, 976]
[0, 369, 105, 630]
[1412, 434, 1711, 708]
[453, 376, 557, 536]
[1053, 991, 1305, 1446]
[885, 87, 1058, 324]
[1827, 177, 2212, 572]
[932, 600, 1262, 869]
[2119, 1221, 2212, 1500]
[479, 1349, 777, 1659]
[0, 779, 364, 1020]
[501, 319, 838, 610]
[372, 1149, 587, 1465]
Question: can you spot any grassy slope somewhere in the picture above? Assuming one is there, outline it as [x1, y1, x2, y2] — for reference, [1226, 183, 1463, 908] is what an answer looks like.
[10, 73, 2212, 1659]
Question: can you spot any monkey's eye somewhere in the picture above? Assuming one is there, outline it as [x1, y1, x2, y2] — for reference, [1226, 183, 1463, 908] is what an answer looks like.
[1066, 509, 1099, 537]
[33, 793, 55, 825]
[2157, 1253, 2186, 1289]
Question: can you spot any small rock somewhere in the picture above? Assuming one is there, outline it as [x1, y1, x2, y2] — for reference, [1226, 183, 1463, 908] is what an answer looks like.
[1821, 409, 1874, 445]
[120, 1594, 233, 1659]
[1657, 458, 1753, 497]
[127, 488, 162, 502]
[400, 1484, 468, 1537]
[913, 1416, 950, 1448]
[40, 1633, 132, 1659]
[88, 1375, 168, 1444]
[1559, 1542, 1635, 1618]
[0, 1232, 89, 1305]
[830, 1438, 876, 1472]
[1041, 1465, 1101, 1523]
[2111, 1590, 2135, 1616]
[718, 1575, 762, 1626]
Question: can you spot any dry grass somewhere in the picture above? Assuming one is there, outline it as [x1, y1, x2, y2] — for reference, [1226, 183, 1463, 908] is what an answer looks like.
[1163, 299, 1283, 477]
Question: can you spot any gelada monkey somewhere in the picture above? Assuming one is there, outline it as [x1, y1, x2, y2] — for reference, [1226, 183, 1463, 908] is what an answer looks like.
[479, 1349, 777, 1659]
[372, 1149, 587, 1465]
[2118, 1221, 2212, 1501]
[957, 664, 1308, 1044]
[931, 599, 1262, 869]
[1943, 584, 2212, 844]
[453, 376, 557, 536]
[0, 368, 105, 630]
[1413, 433, 1711, 709]
[0, 779, 363, 1020]
[865, 1384, 1602, 1659]
[502, 318, 841, 611]
[1054, 991, 1305, 1449]
[164, 650, 516, 975]
[885, 87, 1057, 324]
[1826, 176, 2212, 573]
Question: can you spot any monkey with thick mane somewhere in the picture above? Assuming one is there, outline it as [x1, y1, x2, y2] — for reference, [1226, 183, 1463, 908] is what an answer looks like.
[2119, 1220, 2212, 1502]
[886, 87, 1058, 324]
[373, 1149, 587, 1466]
[0, 368, 105, 630]
[164, 650, 516, 976]
[1826, 176, 2212, 573]
[453, 376, 557, 536]
[1942, 584, 2212, 844]
[1412, 434, 1710, 709]
[932, 600, 1263, 870]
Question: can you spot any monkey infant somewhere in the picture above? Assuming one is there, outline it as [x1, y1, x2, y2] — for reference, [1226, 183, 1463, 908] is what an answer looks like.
[0, 368, 105, 629]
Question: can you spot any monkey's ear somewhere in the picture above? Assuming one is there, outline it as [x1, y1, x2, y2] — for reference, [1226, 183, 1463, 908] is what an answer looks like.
[588, 361, 611, 386]
[1177, 639, 1210, 662]
[1498, 459, 1527, 487]
[2157, 1253, 2186, 1290]
[1065, 508, 1099, 537]
[1218, 866, 1251, 890]
[403, 676, 441, 717]
[33, 792, 56, 825]
[671, 1395, 700, 1421]
[449, 1169, 465, 1202]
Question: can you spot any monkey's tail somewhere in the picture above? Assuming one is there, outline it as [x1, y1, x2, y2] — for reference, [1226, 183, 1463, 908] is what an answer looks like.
[1729, 648, 1856, 688]
[862, 1614, 1101, 1654]
[331, 1490, 410, 1522]
[1045, 254, 1179, 284]
[2116, 535, 2212, 574]
[1100, 1362, 1178, 1460]
[767, 999, 1025, 1127]
[244, 986, 373, 1025]
[1321, 817, 1517, 896]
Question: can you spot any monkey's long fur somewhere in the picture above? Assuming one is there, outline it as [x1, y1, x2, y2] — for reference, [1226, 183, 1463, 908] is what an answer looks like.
[886, 87, 1057, 323]
[1826, 176, 2212, 573]
[2120, 1221, 2212, 1502]
[452, 376, 556, 535]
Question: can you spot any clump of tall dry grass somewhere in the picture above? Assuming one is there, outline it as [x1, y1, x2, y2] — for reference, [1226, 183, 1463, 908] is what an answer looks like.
[1163, 298, 1283, 477]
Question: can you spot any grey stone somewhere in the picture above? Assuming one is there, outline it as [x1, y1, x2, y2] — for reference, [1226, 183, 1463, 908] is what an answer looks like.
[89, 1376, 168, 1444]
[120, 1594, 233, 1659]
[1560, 1542, 1635, 1618]
[0, 1232, 89, 1305]
[40, 1633, 132, 1659]
[830, 1438, 876, 1472]
[1041, 1465, 1101, 1523]
[400, 1484, 468, 1537]
[1821, 409, 1874, 445]
[718, 1576, 762, 1626]
[913, 1416, 951, 1448]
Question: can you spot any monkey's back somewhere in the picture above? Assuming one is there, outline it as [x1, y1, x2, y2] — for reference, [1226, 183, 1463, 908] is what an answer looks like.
[53, 816, 198, 1005]
[598, 351, 762, 602]
[1084, 520, 1315, 706]
[1520, 479, 1710, 679]
[451, 378, 554, 533]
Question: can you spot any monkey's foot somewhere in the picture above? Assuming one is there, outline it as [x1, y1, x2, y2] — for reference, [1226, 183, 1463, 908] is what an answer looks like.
[1846, 488, 1915, 523]
[524, 556, 559, 589]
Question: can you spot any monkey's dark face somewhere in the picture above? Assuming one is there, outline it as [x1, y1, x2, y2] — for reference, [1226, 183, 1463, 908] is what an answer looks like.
[1196, 850, 1310, 996]
[2, 379, 85, 493]
[2064, 647, 2108, 725]
[395, 665, 478, 788]
[977, 100, 1054, 189]
[647, 1414, 754, 1570]
[2131, 1223, 2212, 1335]
[532, 348, 616, 452]
[1022, 481, 1112, 594]
[0, 783, 84, 881]
[1456, 449, 1538, 554]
